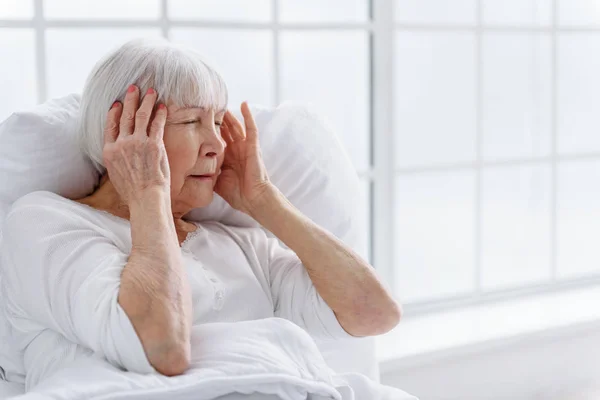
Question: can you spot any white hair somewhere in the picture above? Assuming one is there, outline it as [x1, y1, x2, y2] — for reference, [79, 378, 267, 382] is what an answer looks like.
[78, 37, 228, 174]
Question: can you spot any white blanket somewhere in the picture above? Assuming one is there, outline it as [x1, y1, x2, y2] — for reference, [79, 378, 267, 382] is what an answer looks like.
[13, 318, 415, 400]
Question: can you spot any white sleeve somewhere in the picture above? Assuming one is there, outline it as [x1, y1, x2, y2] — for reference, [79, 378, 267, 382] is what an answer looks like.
[1, 203, 155, 374]
[265, 236, 353, 341]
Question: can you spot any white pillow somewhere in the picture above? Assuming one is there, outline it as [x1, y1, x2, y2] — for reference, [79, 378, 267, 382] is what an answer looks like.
[0, 95, 100, 384]
[0, 95, 377, 381]
[0, 95, 98, 221]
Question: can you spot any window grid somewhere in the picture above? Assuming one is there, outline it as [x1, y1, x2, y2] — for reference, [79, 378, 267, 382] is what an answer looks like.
[160, 0, 168, 39]
[271, 0, 281, 105]
[550, 0, 558, 283]
[3, 1, 600, 315]
[396, 0, 600, 315]
[33, 0, 46, 103]
[371, 0, 395, 293]
[474, 0, 483, 297]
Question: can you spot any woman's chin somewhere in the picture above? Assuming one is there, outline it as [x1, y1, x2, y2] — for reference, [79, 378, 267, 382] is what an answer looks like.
[193, 191, 214, 208]
[175, 190, 214, 211]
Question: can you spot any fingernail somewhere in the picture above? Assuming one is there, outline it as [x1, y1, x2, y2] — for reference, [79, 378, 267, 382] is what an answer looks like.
[111, 101, 120, 109]
[147, 87, 155, 95]
[127, 84, 136, 93]
[158, 103, 166, 110]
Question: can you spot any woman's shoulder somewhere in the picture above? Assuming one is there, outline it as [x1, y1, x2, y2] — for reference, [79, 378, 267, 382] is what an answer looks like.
[9, 191, 86, 218]
[2, 191, 131, 259]
[7, 190, 68, 219]
[10, 190, 66, 208]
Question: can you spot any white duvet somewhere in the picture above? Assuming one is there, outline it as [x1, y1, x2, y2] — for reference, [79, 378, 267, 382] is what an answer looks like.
[12, 318, 415, 400]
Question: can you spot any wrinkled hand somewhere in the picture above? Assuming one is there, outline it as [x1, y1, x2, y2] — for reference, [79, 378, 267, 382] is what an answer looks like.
[214, 102, 275, 215]
[102, 85, 170, 206]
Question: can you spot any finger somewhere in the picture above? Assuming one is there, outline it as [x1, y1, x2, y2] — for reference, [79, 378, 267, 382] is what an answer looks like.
[220, 120, 235, 144]
[134, 87, 158, 137]
[149, 103, 167, 141]
[241, 102, 258, 142]
[224, 110, 246, 141]
[119, 84, 140, 138]
[219, 118, 232, 143]
[104, 101, 122, 145]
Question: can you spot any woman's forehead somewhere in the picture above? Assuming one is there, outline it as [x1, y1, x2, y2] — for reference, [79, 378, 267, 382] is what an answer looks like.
[167, 104, 226, 116]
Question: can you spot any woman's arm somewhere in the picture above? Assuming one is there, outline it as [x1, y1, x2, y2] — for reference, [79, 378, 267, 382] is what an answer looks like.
[215, 103, 400, 337]
[0, 193, 180, 376]
[119, 189, 192, 376]
[103, 86, 192, 375]
[251, 189, 401, 337]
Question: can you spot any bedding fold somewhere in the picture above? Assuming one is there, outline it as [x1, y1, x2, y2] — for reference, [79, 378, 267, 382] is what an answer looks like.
[13, 318, 416, 400]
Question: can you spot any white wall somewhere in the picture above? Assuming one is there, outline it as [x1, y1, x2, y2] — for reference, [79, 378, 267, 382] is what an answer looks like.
[381, 324, 600, 400]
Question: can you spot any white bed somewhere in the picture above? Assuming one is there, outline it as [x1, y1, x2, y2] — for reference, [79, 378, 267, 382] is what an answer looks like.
[0, 380, 23, 398]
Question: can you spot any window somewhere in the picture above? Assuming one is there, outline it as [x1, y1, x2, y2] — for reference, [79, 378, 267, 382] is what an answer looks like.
[392, 0, 600, 312]
[1, 0, 599, 313]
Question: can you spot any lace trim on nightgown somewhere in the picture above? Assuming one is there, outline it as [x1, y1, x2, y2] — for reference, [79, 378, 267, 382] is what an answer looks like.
[181, 222, 202, 249]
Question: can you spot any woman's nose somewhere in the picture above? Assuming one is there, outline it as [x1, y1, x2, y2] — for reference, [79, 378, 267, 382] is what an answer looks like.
[201, 127, 226, 158]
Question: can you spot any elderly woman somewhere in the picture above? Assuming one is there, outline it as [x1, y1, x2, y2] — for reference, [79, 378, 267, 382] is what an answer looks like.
[0, 38, 400, 387]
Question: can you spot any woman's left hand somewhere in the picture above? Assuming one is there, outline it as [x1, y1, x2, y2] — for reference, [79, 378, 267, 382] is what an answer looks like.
[215, 102, 276, 215]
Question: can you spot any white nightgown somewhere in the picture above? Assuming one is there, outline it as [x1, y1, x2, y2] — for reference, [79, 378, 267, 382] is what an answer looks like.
[0, 191, 351, 390]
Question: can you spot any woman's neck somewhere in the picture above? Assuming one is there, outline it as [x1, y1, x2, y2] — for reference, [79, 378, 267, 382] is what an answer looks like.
[76, 175, 131, 220]
[76, 175, 198, 241]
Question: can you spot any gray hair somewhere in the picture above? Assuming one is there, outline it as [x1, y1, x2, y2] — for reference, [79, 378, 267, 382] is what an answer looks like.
[78, 37, 228, 174]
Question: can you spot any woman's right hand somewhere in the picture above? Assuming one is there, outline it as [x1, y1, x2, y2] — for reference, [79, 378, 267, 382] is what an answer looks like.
[102, 85, 170, 206]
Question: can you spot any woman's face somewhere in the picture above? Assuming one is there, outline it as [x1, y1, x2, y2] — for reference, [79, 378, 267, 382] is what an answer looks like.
[163, 103, 226, 214]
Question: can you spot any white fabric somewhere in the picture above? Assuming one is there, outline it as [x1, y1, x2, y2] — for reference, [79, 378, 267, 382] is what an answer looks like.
[0, 192, 415, 400]
[1, 191, 350, 387]
[0, 380, 23, 399]
[0, 94, 377, 382]
[0, 95, 98, 217]
[0, 95, 99, 386]
[10, 320, 413, 400]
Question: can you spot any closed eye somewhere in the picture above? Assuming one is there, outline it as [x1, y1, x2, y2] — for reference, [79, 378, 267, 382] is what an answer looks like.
[182, 119, 201, 125]
[182, 120, 223, 127]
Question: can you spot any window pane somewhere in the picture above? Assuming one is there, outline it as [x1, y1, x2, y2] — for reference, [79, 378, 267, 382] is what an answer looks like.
[44, 0, 160, 19]
[394, 171, 476, 303]
[558, 161, 600, 279]
[169, 0, 272, 22]
[279, 0, 369, 23]
[46, 29, 162, 98]
[481, 165, 552, 290]
[0, 0, 33, 19]
[395, 32, 476, 168]
[171, 29, 274, 108]
[557, 34, 600, 154]
[483, 0, 552, 26]
[0, 29, 37, 121]
[280, 31, 370, 171]
[396, 0, 476, 24]
[482, 33, 552, 161]
[559, 0, 600, 26]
